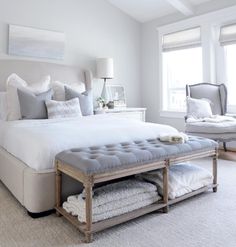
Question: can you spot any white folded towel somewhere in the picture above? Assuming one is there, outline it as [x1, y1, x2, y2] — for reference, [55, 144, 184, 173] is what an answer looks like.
[67, 179, 157, 208]
[159, 132, 189, 144]
[138, 163, 213, 199]
[64, 191, 158, 216]
[63, 191, 160, 222]
[77, 194, 159, 223]
[63, 178, 160, 222]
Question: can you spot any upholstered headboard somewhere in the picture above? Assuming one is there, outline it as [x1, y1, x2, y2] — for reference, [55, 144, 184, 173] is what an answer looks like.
[0, 59, 93, 91]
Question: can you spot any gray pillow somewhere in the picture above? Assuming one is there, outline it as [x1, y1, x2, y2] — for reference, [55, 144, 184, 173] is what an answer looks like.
[17, 88, 53, 119]
[64, 86, 93, 116]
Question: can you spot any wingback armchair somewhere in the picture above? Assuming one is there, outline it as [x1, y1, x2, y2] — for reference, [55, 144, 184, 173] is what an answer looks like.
[185, 82, 236, 151]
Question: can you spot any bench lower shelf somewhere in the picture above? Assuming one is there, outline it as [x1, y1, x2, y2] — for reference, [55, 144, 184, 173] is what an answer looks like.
[55, 183, 217, 235]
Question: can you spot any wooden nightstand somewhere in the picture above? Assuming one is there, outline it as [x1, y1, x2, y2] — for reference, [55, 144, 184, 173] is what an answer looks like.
[94, 107, 146, 122]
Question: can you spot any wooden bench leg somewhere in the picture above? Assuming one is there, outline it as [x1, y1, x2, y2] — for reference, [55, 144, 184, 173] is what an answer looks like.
[84, 179, 93, 243]
[213, 153, 218, 193]
[85, 232, 92, 243]
[55, 164, 62, 217]
[162, 162, 169, 213]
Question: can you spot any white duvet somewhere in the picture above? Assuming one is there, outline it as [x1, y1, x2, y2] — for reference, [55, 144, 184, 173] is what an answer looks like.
[0, 115, 178, 171]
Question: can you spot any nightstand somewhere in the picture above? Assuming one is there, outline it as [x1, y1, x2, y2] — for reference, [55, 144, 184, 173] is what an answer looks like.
[94, 107, 146, 122]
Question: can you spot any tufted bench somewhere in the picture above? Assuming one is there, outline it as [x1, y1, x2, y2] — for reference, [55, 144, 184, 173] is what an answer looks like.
[55, 136, 218, 243]
[55, 136, 217, 175]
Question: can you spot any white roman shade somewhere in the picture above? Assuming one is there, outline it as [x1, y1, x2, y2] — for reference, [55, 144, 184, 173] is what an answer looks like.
[162, 27, 201, 52]
[219, 23, 236, 46]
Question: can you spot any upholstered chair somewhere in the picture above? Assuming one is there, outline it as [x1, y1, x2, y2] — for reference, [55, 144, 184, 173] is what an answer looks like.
[185, 83, 236, 151]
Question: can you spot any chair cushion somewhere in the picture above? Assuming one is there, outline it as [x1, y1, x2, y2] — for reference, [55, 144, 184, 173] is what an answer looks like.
[186, 121, 236, 134]
[56, 136, 217, 175]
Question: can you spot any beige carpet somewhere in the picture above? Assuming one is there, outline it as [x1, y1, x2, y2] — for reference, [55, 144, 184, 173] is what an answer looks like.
[1, 158, 236, 247]
[219, 150, 236, 161]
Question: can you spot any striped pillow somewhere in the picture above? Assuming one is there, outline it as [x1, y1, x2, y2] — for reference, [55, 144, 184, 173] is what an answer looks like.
[45, 98, 82, 119]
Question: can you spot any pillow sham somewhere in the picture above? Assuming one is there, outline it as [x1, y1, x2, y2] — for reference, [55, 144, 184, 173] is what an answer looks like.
[51, 81, 86, 101]
[0, 92, 7, 120]
[6, 73, 51, 120]
[186, 97, 213, 119]
[45, 98, 82, 119]
[64, 86, 93, 116]
[17, 88, 53, 119]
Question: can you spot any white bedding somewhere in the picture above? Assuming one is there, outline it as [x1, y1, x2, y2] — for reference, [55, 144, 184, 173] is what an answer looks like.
[0, 115, 178, 171]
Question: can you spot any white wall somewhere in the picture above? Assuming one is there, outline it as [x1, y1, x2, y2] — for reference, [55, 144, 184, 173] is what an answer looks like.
[0, 0, 141, 106]
[141, 0, 236, 131]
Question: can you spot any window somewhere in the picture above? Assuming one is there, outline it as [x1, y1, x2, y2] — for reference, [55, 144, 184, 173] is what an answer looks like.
[162, 47, 203, 111]
[162, 27, 203, 112]
[219, 24, 236, 108]
[224, 44, 236, 106]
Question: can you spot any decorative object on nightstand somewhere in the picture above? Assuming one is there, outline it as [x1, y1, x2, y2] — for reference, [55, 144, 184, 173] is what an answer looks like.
[106, 84, 126, 108]
[94, 107, 147, 122]
[106, 101, 114, 109]
[96, 58, 114, 102]
[96, 97, 106, 109]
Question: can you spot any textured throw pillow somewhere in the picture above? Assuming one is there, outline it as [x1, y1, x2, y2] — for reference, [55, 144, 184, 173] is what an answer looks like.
[0, 92, 8, 120]
[45, 98, 82, 119]
[186, 97, 213, 119]
[65, 86, 93, 116]
[51, 81, 86, 101]
[17, 88, 53, 119]
[6, 73, 51, 120]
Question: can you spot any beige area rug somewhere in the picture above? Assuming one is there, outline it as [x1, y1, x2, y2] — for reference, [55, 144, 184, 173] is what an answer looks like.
[1, 158, 236, 247]
[219, 150, 236, 161]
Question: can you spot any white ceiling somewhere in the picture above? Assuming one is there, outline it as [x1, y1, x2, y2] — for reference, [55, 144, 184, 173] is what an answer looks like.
[107, 0, 213, 23]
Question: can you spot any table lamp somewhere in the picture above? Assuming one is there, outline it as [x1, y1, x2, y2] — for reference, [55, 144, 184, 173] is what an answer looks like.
[96, 58, 114, 101]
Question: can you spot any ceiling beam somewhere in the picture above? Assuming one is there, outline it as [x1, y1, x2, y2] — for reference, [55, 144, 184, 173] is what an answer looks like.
[165, 0, 195, 16]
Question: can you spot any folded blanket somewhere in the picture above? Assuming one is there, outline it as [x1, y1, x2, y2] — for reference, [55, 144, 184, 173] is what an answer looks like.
[63, 191, 160, 221]
[63, 178, 160, 222]
[187, 115, 235, 123]
[67, 178, 157, 208]
[159, 132, 189, 144]
[77, 194, 159, 222]
[138, 163, 213, 199]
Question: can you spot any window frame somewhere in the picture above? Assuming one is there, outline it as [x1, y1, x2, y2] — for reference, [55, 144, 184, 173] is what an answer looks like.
[156, 11, 232, 118]
[161, 46, 203, 112]
[215, 42, 236, 113]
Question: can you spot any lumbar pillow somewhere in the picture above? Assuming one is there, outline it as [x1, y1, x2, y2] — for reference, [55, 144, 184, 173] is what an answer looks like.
[51, 81, 86, 101]
[45, 98, 82, 119]
[186, 97, 213, 119]
[64, 86, 93, 116]
[17, 88, 53, 119]
[6, 73, 51, 120]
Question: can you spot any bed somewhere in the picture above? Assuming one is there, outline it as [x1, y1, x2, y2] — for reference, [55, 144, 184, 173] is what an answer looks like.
[0, 59, 92, 215]
[0, 59, 180, 215]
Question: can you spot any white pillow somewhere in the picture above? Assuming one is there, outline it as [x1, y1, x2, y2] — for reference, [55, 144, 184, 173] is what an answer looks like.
[51, 81, 86, 101]
[0, 92, 8, 121]
[186, 97, 213, 119]
[6, 73, 51, 120]
[45, 98, 82, 119]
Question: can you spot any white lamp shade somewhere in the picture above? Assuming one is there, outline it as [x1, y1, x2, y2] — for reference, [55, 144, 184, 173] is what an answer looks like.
[96, 58, 114, 79]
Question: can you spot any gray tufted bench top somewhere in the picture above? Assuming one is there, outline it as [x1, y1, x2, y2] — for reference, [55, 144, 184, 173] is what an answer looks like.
[56, 136, 217, 175]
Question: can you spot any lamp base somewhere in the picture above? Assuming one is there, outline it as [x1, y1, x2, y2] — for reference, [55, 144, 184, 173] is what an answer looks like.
[101, 78, 107, 102]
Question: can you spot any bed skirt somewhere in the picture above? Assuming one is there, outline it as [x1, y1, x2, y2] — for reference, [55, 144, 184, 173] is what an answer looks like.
[0, 147, 83, 213]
